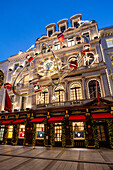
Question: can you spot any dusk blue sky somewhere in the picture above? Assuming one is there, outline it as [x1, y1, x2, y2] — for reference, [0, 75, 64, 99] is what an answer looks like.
[0, 0, 113, 62]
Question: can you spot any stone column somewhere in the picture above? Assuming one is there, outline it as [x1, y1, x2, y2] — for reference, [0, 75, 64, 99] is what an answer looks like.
[82, 77, 87, 99]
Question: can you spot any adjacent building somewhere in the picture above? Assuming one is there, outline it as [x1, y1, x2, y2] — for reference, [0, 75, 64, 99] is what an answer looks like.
[0, 14, 113, 148]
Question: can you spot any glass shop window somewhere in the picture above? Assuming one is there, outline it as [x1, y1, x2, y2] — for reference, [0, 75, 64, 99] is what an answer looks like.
[14, 63, 19, 70]
[106, 38, 113, 48]
[54, 43, 60, 50]
[18, 125, 25, 138]
[72, 122, 85, 140]
[0, 125, 5, 141]
[83, 32, 90, 42]
[7, 125, 13, 138]
[55, 123, 62, 142]
[36, 124, 44, 139]
[68, 38, 75, 47]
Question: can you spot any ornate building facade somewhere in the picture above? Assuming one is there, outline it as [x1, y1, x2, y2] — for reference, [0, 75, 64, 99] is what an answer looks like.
[0, 14, 113, 148]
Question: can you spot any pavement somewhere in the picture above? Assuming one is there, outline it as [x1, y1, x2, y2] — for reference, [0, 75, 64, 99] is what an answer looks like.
[0, 145, 113, 170]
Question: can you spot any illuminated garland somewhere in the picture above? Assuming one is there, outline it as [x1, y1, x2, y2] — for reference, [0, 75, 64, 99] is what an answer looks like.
[69, 122, 74, 147]
[62, 118, 66, 147]
[11, 124, 19, 145]
[107, 120, 113, 149]
[3, 125, 8, 145]
[50, 123, 55, 146]
[32, 124, 36, 146]
[83, 122, 89, 148]
[91, 117, 99, 149]
[44, 118, 47, 146]
[23, 120, 28, 146]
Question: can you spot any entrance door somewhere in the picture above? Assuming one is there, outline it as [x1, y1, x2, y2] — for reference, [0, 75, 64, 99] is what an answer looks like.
[97, 122, 109, 147]
[54, 123, 62, 147]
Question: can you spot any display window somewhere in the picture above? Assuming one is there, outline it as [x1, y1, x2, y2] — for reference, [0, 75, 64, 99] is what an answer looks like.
[72, 122, 85, 140]
[0, 125, 5, 141]
[36, 124, 44, 139]
[55, 123, 62, 142]
[18, 125, 25, 138]
[7, 125, 13, 138]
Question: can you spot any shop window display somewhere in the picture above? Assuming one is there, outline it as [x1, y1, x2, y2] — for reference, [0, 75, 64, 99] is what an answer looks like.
[72, 122, 85, 139]
[36, 124, 44, 139]
[55, 123, 62, 141]
[19, 125, 25, 138]
[0, 125, 5, 141]
[7, 125, 13, 138]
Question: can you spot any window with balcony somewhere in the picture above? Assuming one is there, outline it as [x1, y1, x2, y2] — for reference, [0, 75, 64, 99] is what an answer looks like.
[18, 125, 25, 138]
[37, 89, 49, 105]
[54, 43, 60, 50]
[88, 80, 101, 99]
[55, 85, 64, 103]
[72, 122, 85, 140]
[106, 38, 113, 48]
[70, 83, 82, 101]
[68, 38, 75, 47]
[7, 125, 13, 138]
[35, 124, 44, 139]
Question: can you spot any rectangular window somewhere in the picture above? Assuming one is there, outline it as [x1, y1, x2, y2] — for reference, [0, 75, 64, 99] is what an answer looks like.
[72, 122, 84, 140]
[55, 123, 62, 141]
[0, 125, 5, 141]
[18, 125, 25, 138]
[10, 95, 14, 112]
[7, 125, 13, 138]
[36, 124, 44, 139]
[21, 96, 27, 110]
[61, 26, 65, 33]
[14, 63, 19, 70]
[54, 43, 60, 50]
[25, 61, 30, 67]
[74, 22, 79, 28]
[48, 30, 53, 37]
[106, 38, 113, 48]
[83, 32, 90, 42]
[23, 75, 29, 85]
[68, 38, 75, 47]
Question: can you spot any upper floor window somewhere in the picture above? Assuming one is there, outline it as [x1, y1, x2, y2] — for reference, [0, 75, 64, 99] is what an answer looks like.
[42, 45, 47, 53]
[23, 75, 29, 85]
[54, 43, 60, 50]
[25, 61, 30, 67]
[74, 22, 79, 28]
[21, 96, 27, 110]
[68, 38, 75, 47]
[14, 63, 19, 70]
[106, 38, 113, 48]
[55, 85, 64, 103]
[70, 83, 82, 101]
[10, 95, 14, 112]
[88, 80, 101, 99]
[48, 30, 53, 37]
[83, 32, 90, 43]
[61, 26, 65, 33]
[36, 89, 49, 105]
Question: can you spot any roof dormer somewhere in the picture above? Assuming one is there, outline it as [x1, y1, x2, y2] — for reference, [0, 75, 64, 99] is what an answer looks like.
[57, 19, 68, 33]
[70, 14, 82, 28]
[46, 23, 56, 37]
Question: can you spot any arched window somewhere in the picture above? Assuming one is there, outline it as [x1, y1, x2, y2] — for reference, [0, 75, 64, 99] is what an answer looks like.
[88, 80, 101, 99]
[70, 83, 82, 101]
[37, 88, 49, 105]
[54, 85, 64, 103]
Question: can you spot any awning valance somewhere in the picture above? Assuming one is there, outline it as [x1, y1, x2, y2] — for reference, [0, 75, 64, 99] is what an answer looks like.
[30, 117, 45, 123]
[69, 115, 86, 122]
[12, 119, 26, 124]
[92, 113, 113, 121]
[1, 119, 14, 125]
[48, 116, 64, 123]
